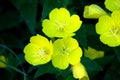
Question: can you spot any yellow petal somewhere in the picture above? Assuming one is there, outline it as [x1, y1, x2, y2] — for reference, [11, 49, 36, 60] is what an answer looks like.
[25, 52, 52, 66]
[72, 63, 89, 80]
[104, 0, 120, 11]
[56, 32, 75, 38]
[52, 54, 69, 70]
[52, 39, 63, 57]
[68, 47, 82, 65]
[83, 4, 107, 19]
[111, 11, 120, 26]
[49, 8, 70, 22]
[96, 15, 114, 34]
[100, 32, 120, 47]
[42, 19, 58, 38]
[63, 38, 79, 50]
[23, 43, 40, 55]
[30, 34, 50, 47]
[67, 15, 82, 33]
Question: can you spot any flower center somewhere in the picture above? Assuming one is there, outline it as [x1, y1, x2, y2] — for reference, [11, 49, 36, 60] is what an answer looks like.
[55, 21, 67, 32]
[39, 48, 48, 58]
[57, 24, 65, 32]
[61, 46, 70, 55]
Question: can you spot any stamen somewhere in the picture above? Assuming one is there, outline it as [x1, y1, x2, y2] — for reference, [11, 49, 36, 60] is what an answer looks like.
[55, 21, 67, 32]
[39, 48, 48, 58]
[61, 47, 70, 55]
[110, 27, 119, 34]
[58, 24, 65, 32]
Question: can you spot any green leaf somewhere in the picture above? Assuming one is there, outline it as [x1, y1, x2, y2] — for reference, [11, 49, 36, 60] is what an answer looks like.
[65, 75, 75, 80]
[83, 23, 96, 36]
[10, 0, 37, 34]
[34, 62, 56, 79]
[113, 46, 120, 62]
[75, 23, 99, 49]
[0, 44, 26, 78]
[0, 59, 26, 76]
[34, 62, 71, 79]
[74, 24, 88, 49]
[87, 34, 110, 52]
[104, 59, 120, 80]
[95, 55, 114, 67]
[81, 57, 103, 79]
[81, 57, 103, 72]
[27, 66, 37, 73]
[0, 34, 24, 49]
[0, 11, 22, 31]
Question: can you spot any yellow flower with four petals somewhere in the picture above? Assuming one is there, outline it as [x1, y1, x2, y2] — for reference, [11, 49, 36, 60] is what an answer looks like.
[96, 11, 120, 47]
[23, 34, 53, 66]
[42, 8, 82, 38]
[52, 37, 82, 69]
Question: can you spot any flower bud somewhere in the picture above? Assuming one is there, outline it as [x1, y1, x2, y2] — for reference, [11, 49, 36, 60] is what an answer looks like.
[83, 4, 107, 19]
[71, 63, 89, 80]
[84, 47, 104, 60]
[0, 55, 7, 68]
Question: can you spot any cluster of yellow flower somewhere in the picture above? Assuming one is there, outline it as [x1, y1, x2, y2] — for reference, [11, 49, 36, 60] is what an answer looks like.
[24, 0, 120, 78]
[83, 0, 120, 47]
[24, 8, 89, 79]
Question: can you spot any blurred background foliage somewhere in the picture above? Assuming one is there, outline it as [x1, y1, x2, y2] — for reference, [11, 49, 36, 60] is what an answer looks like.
[0, 0, 120, 80]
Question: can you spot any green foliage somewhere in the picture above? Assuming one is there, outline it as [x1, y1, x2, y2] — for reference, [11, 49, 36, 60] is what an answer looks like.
[11, 0, 37, 34]
[114, 46, 120, 62]
[0, 11, 22, 31]
[0, 0, 120, 80]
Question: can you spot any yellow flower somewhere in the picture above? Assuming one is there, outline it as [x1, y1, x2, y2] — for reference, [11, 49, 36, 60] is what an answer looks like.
[52, 38, 82, 69]
[83, 4, 107, 19]
[42, 8, 82, 38]
[23, 34, 53, 66]
[84, 47, 104, 60]
[96, 11, 120, 47]
[0, 55, 7, 68]
[71, 63, 89, 80]
[105, 0, 120, 11]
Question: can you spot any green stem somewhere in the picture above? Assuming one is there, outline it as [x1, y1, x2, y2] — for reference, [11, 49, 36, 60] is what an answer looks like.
[0, 44, 27, 80]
